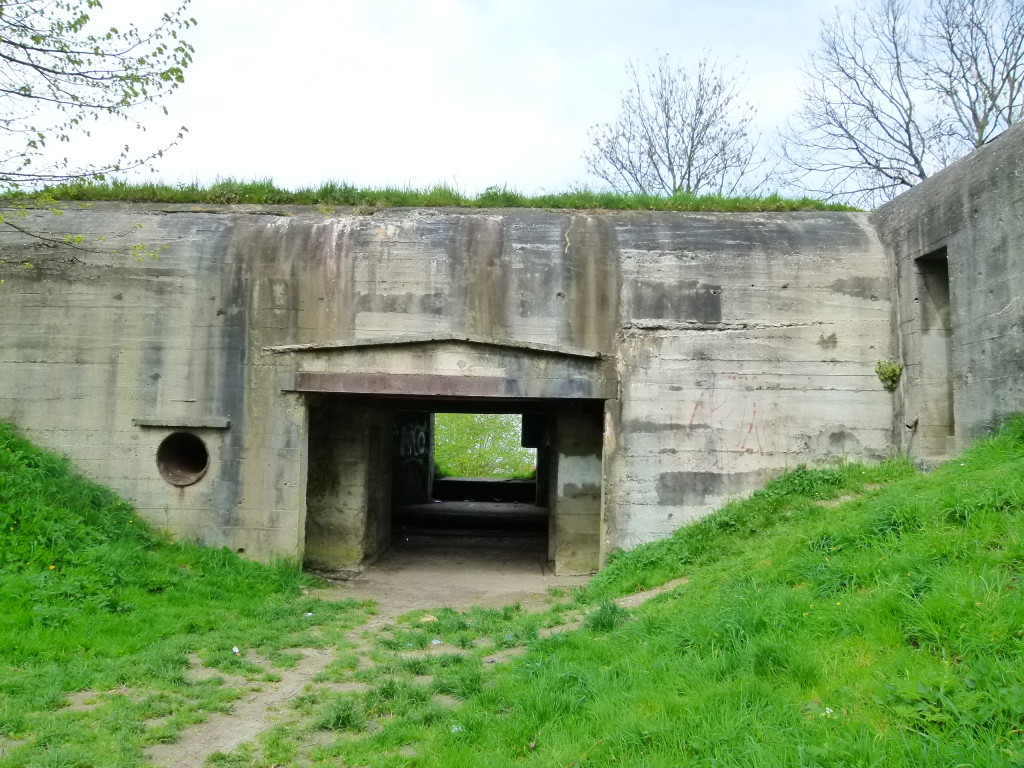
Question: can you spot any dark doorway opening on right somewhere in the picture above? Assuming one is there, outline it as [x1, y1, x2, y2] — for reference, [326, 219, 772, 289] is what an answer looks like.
[915, 247, 956, 457]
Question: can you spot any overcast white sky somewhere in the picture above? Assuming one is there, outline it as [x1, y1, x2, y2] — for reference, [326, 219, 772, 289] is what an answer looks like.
[94, 0, 856, 195]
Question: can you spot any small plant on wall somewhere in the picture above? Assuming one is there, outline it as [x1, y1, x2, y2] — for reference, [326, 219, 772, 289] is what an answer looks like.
[875, 359, 903, 392]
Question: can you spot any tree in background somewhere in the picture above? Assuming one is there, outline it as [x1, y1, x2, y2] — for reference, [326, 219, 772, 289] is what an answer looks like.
[0, 0, 196, 191]
[785, 0, 1024, 206]
[583, 53, 763, 197]
[434, 414, 536, 480]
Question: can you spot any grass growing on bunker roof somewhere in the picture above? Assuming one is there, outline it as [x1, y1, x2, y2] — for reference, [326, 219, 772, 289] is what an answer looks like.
[3, 178, 859, 212]
[0, 422, 371, 767]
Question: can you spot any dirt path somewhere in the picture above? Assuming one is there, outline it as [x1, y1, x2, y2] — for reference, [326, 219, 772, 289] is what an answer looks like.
[145, 650, 338, 768]
[142, 537, 689, 768]
[316, 535, 590, 614]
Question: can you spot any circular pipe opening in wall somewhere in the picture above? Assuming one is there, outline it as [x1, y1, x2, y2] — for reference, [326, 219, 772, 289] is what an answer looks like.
[157, 432, 210, 486]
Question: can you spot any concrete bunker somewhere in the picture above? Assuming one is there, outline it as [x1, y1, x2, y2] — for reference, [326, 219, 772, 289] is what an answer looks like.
[17, 174, 1014, 564]
[274, 334, 615, 576]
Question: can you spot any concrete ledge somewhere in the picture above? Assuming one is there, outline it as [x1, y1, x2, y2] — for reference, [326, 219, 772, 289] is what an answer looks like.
[291, 372, 614, 400]
[132, 417, 231, 429]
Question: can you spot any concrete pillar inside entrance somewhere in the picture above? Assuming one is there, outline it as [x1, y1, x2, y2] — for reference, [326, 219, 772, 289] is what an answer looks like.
[304, 400, 393, 571]
[549, 412, 603, 575]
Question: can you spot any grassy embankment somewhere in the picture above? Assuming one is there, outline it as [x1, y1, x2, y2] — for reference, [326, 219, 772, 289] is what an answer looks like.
[257, 420, 1024, 767]
[0, 424, 371, 767]
[4, 418, 1024, 766]
[398, 421, 1024, 768]
[8, 178, 857, 212]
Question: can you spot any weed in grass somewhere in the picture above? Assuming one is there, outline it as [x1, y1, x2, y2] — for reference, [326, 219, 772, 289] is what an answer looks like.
[378, 627, 433, 651]
[313, 695, 366, 732]
[453, 631, 478, 650]
[313, 652, 362, 683]
[399, 657, 433, 677]
[365, 679, 432, 717]
[199, 649, 264, 677]
[403, 699, 449, 728]
[259, 724, 299, 765]
[431, 666, 485, 699]
[582, 602, 632, 633]
[290, 689, 328, 713]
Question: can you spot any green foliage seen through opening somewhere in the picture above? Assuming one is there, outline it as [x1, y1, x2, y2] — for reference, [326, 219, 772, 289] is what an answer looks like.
[433, 413, 536, 479]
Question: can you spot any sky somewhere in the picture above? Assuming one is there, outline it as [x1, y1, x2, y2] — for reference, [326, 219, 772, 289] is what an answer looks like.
[88, 0, 856, 195]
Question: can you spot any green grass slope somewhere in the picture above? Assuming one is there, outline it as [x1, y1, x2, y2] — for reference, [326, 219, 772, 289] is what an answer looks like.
[4, 419, 1024, 767]
[0, 423, 368, 767]
[382, 419, 1024, 767]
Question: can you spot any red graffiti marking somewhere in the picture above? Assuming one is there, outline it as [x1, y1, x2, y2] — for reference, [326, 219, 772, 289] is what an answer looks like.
[738, 402, 765, 455]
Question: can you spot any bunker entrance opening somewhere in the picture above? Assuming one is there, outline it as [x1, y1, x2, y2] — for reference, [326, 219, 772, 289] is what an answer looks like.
[303, 395, 604, 577]
[393, 411, 545, 538]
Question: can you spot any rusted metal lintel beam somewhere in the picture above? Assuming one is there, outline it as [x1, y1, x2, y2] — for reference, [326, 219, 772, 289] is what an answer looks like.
[267, 333, 602, 360]
[292, 372, 612, 400]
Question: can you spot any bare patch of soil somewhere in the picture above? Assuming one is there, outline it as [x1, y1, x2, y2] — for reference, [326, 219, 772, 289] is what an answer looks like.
[314, 534, 590, 614]
[0, 737, 27, 760]
[614, 576, 690, 609]
[64, 691, 103, 713]
[183, 653, 250, 687]
[818, 483, 883, 509]
[64, 685, 136, 712]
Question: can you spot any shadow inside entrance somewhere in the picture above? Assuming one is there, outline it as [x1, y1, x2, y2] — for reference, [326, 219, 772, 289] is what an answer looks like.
[327, 533, 588, 613]
[393, 501, 548, 536]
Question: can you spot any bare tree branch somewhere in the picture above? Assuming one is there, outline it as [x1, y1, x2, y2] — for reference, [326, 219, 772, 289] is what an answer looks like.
[584, 53, 765, 197]
[924, 0, 1024, 153]
[785, 0, 1024, 206]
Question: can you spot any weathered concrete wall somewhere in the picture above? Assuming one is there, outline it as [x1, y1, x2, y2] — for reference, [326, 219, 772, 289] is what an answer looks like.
[0, 203, 895, 564]
[871, 121, 1024, 460]
[609, 213, 894, 545]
